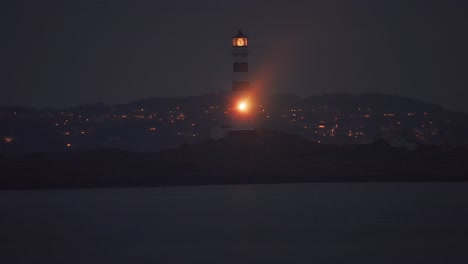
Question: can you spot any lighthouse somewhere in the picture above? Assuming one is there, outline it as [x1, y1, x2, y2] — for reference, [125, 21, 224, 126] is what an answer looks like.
[231, 29, 254, 131]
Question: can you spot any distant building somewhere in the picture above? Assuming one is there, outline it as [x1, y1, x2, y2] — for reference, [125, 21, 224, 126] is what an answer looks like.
[420, 129, 446, 147]
[389, 135, 418, 150]
[211, 125, 229, 140]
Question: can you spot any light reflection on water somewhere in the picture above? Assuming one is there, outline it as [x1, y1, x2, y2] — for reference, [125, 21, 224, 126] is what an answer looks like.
[1, 183, 468, 263]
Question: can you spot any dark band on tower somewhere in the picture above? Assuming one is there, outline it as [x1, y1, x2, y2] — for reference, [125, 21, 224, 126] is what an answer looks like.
[233, 62, 248, 72]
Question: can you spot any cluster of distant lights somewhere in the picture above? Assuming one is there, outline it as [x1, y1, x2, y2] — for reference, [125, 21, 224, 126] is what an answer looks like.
[4, 106, 438, 149]
[60, 102, 242, 148]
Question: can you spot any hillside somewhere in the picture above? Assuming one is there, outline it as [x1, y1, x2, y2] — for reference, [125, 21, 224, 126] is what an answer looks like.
[2, 92, 468, 155]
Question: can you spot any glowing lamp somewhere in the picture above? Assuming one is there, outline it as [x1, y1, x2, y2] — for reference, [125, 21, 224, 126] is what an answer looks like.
[232, 29, 248, 47]
[237, 101, 248, 112]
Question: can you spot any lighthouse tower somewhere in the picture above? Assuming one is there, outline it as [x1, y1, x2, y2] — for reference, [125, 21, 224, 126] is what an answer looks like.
[231, 29, 254, 131]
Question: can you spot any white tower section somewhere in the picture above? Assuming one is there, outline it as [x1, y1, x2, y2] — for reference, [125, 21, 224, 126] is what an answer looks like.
[231, 29, 254, 130]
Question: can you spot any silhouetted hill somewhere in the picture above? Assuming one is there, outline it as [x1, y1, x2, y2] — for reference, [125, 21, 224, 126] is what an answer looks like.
[1, 93, 468, 155]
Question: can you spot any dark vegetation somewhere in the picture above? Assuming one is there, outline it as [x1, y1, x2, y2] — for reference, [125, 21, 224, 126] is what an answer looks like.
[1, 129, 467, 190]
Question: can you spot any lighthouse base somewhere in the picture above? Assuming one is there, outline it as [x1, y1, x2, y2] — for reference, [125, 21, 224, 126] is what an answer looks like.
[229, 129, 257, 138]
[211, 125, 258, 140]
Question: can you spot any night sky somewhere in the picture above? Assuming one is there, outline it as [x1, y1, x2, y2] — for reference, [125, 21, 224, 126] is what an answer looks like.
[2, 0, 468, 111]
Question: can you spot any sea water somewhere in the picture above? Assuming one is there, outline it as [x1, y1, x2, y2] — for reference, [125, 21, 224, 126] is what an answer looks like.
[1, 183, 468, 263]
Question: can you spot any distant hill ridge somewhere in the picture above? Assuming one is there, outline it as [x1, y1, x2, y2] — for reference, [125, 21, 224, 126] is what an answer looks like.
[2, 93, 468, 155]
[0, 93, 457, 114]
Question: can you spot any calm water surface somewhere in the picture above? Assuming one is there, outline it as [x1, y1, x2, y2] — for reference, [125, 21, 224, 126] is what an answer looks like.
[1, 183, 468, 263]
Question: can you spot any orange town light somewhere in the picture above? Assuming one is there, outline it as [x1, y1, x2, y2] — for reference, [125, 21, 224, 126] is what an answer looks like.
[3, 136, 13, 143]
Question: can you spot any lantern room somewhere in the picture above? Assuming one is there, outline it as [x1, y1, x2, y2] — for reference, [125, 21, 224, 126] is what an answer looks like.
[232, 29, 248, 47]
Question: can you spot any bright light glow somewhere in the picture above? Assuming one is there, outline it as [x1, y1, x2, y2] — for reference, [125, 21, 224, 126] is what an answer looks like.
[238, 101, 248, 112]
[232, 38, 248, 47]
[66, 143, 72, 147]
[3, 137, 13, 143]
[233, 37, 248, 47]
